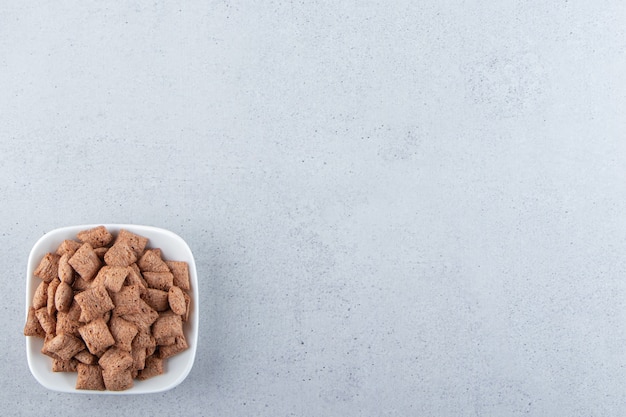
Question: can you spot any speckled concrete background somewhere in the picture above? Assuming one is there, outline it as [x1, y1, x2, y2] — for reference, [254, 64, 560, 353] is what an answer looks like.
[2, 1, 625, 416]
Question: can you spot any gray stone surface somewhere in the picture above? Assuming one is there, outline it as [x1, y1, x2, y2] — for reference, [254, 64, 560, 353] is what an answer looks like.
[2, 1, 625, 416]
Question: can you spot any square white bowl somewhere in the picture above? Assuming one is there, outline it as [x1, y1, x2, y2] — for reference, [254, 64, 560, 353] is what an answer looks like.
[25, 224, 198, 394]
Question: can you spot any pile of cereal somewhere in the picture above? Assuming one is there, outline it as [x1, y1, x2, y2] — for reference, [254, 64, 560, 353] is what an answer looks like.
[23, 226, 191, 391]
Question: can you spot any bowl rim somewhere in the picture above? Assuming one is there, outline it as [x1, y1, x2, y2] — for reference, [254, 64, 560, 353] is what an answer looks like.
[25, 224, 199, 394]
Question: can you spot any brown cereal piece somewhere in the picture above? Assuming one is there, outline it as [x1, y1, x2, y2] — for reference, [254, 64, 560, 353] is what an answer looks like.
[117, 229, 148, 257]
[32, 280, 48, 310]
[156, 336, 176, 346]
[35, 307, 56, 335]
[132, 329, 156, 350]
[90, 267, 106, 288]
[56, 301, 82, 337]
[41, 334, 58, 358]
[52, 357, 78, 372]
[141, 288, 170, 312]
[77, 225, 113, 248]
[165, 261, 190, 291]
[34, 253, 60, 282]
[74, 350, 98, 365]
[94, 247, 108, 259]
[47, 278, 60, 317]
[72, 274, 91, 291]
[131, 347, 147, 371]
[56, 239, 82, 257]
[182, 291, 191, 322]
[137, 356, 164, 380]
[168, 286, 186, 315]
[143, 271, 173, 291]
[138, 249, 170, 273]
[133, 330, 157, 358]
[103, 266, 129, 293]
[74, 285, 114, 322]
[99, 347, 133, 372]
[110, 284, 143, 316]
[109, 316, 138, 352]
[68, 243, 101, 280]
[120, 299, 159, 333]
[78, 318, 115, 356]
[24, 307, 46, 338]
[104, 240, 137, 267]
[46, 333, 86, 361]
[158, 335, 188, 359]
[91, 265, 128, 292]
[76, 363, 105, 391]
[152, 311, 184, 341]
[58, 253, 74, 284]
[102, 368, 134, 391]
[54, 281, 73, 312]
[126, 264, 147, 294]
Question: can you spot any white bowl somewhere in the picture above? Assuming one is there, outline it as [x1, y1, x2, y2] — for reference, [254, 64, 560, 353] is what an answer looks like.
[25, 224, 199, 394]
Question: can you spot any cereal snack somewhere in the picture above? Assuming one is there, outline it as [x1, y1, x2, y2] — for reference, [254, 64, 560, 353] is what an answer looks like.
[75, 363, 105, 390]
[168, 286, 186, 315]
[138, 249, 169, 273]
[68, 243, 101, 280]
[24, 226, 192, 391]
[77, 226, 113, 248]
[33, 253, 60, 282]
[165, 261, 190, 290]
[142, 288, 170, 312]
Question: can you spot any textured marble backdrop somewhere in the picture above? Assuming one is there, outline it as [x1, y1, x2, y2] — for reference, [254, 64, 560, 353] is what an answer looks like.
[1, 1, 625, 416]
